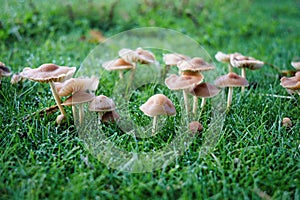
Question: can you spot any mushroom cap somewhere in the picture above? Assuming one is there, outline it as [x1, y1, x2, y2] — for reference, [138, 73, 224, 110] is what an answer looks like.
[139, 94, 176, 117]
[177, 57, 215, 71]
[280, 72, 300, 90]
[135, 47, 156, 64]
[230, 55, 264, 70]
[215, 51, 242, 63]
[189, 121, 203, 134]
[19, 63, 76, 83]
[282, 117, 292, 128]
[118, 47, 155, 64]
[101, 110, 120, 123]
[62, 91, 95, 106]
[88, 95, 116, 112]
[189, 82, 221, 98]
[0, 62, 12, 77]
[54, 76, 99, 97]
[163, 53, 190, 66]
[165, 72, 204, 90]
[102, 58, 134, 71]
[291, 61, 300, 70]
[214, 72, 249, 87]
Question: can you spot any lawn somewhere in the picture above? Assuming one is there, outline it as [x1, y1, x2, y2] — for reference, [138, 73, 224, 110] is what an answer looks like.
[0, 0, 299, 199]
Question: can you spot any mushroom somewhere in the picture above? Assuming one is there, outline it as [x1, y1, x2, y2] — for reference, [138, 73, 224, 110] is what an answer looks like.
[19, 63, 76, 123]
[282, 117, 292, 128]
[230, 54, 264, 93]
[165, 71, 203, 112]
[215, 51, 242, 72]
[214, 72, 249, 109]
[102, 58, 134, 79]
[280, 71, 300, 94]
[189, 121, 203, 135]
[162, 53, 190, 79]
[0, 62, 12, 87]
[88, 95, 116, 124]
[139, 94, 176, 135]
[291, 61, 300, 70]
[189, 82, 220, 113]
[62, 91, 95, 124]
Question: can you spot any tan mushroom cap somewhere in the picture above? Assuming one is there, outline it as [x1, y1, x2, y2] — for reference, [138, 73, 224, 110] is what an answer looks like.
[101, 110, 120, 123]
[230, 55, 264, 70]
[215, 51, 242, 63]
[20, 63, 76, 83]
[54, 76, 99, 97]
[291, 61, 300, 70]
[189, 121, 203, 134]
[163, 53, 190, 66]
[214, 72, 249, 88]
[118, 47, 155, 64]
[62, 91, 95, 106]
[89, 95, 116, 112]
[136, 47, 156, 64]
[189, 82, 220, 98]
[280, 72, 300, 90]
[102, 58, 134, 70]
[139, 94, 176, 117]
[178, 57, 215, 71]
[165, 72, 203, 90]
[0, 62, 12, 77]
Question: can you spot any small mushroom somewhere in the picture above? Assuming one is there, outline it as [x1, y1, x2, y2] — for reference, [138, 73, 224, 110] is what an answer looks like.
[215, 51, 242, 72]
[280, 71, 300, 94]
[177, 57, 215, 72]
[139, 94, 176, 135]
[214, 72, 249, 109]
[62, 91, 95, 124]
[162, 53, 190, 79]
[19, 63, 76, 123]
[291, 61, 300, 70]
[230, 54, 264, 93]
[189, 121, 203, 135]
[88, 95, 116, 124]
[165, 71, 203, 112]
[102, 58, 134, 79]
[0, 62, 12, 87]
[282, 117, 292, 128]
[189, 82, 220, 113]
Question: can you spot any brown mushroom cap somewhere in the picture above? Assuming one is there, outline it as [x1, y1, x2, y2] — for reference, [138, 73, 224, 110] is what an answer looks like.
[230, 55, 264, 70]
[177, 57, 215, 71]
[189, 121, 203, 134]
[280, 72, 300, 90]
[101, 110, 120, 123]
[118, 47, 155, 64]
[291, 61, 300, 70]
[215, 52, 242, 63]
[139, 94, 176, 117]
[89, 95, 116, 112]
[189, 82, 220, 98]
[282, 117, 292, 128]
[62, 91, 95, 106]
[102, 58, 134, 71]
[214, 72, 249, 88]
[54, 76, 99, 97]
[0, 62, 12, 77]
[163, 53, 190, 66]
[135, 47, 156, 64]
[165, 72, 204, 90]
[19, 63, 76, 83]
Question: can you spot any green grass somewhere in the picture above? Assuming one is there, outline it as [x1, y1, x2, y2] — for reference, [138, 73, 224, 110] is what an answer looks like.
[1, 0, 300, 199]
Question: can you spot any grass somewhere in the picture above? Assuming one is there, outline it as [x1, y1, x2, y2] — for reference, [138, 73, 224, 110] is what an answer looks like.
[1, 0, 300, 199]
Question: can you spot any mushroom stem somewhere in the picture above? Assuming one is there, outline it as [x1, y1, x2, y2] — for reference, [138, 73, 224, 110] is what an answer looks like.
[161, 65, 170, 80]
[152, 115, 157, 135]
[228, 63, 233, 73]
[72, 106, 77, 123]
[49, 82, 67, 118]
[183, 89, 189, 112]
[97, 112, 103, 124]
[119, 70, 123, 79]
[129, 63, 136, 85]
[192, 96, 198, 115]
[79, 104, 84, 124]
[200, 97, 206, 109]
[241, 67, 246, 93]
[227, 87, 233, 109]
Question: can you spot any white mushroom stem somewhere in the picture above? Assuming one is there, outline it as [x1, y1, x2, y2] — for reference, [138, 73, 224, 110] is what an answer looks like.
[119, 70, 123, 79]
[129, 63, 136, 85]
[228, 63, 233, 73]
[241, 67, 246, 93]
[79, 104, 84, 124]
[192, 96, 198, 115]
[97, 112, 104, 124]
[49, 82, 67, 118]
[183, 89, 189, 112]
[72, 106, 77, 123]
[200, 97, 206, 109]
[227, 87, 233, 109]
[152, 115, 157, 135]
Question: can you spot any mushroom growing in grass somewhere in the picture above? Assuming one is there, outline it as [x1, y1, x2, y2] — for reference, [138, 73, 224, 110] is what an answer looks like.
[189, 82, 220, 114]
[62, 91, 95, 124]
[291, 61, 300, 71]
[102, 58, 134, 79]
[88, 95, 116, 124]
[0, 62, 12, 87]
[230, 54, 264, 93]
[280, 71, 300, 95]
[165, 71, 203, 113]
[215, 51, 242, 72]
[139, 94, 176, 135]
[162, 53, 190, 79]
[19, 63, 76, 124]
[214, 72, 249, 109]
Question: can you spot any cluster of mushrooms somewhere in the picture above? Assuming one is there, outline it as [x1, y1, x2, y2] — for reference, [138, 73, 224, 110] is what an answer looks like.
[2, 48, 299, 134]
